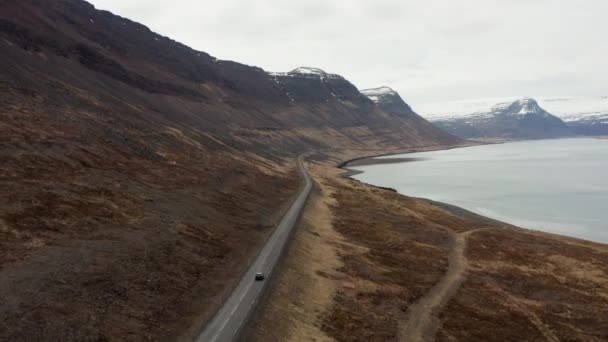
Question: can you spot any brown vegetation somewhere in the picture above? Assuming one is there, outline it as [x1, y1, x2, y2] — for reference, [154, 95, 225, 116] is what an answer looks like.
[0, 123, 299, 340]
[0, 1, 458, 341]
[252, 157, 608, 341]
[250, 162, 340, 342]
[438, 228, 608, 341]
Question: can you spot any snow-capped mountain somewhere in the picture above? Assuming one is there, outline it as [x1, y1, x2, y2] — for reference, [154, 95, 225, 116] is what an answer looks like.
[417, 96, 608, 136]
[360, 86, 461, 141]
[269, 67, 342, 80]
[538, 97, 608, 135]
[361, 86, 399, 103]
[428, 98, 573, 140]
[361, 86, 418, 118]
[268, 66, 367, 103]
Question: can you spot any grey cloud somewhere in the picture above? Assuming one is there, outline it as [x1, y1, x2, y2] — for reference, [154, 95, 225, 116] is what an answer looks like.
[89, 0, 608, 107]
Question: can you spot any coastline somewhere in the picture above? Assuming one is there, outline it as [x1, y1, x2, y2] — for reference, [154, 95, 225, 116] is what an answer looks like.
[335, 142, 520, 229]
[337, 141, 481, 178]
[252, 142, 608, 341]
[341, 136, 603, 171]
[337, 140, 607, 245]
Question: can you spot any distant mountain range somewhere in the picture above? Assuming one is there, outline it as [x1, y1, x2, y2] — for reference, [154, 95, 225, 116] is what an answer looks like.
[417, 97, 608, 139]
[539, 97, 608, 135]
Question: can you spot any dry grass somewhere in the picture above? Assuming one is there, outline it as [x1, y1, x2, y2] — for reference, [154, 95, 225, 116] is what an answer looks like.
[251, 162, 341, 342]
[0, 108, 300, 341]
[438, 228, 608, 341]
[252, 156, 608, 342]
[253, 161, 461, 341]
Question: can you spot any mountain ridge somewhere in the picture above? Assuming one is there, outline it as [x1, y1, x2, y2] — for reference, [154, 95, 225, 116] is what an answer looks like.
[430, 97, 574, 139]
[362, 86, 423, 118]
[418, 96, 608, 136]
[0, 1, 460, 340]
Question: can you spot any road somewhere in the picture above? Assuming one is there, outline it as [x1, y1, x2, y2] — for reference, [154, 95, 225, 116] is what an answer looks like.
[196, 154, 313, 342]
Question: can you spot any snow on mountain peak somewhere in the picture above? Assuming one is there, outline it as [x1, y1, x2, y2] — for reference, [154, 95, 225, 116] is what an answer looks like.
[361, 86, 397, 96]
[476, 97, 548, 118]
[290, 67, 327, 76]
[269, 67, 342, 80]
[512, 98, 542, 115]
[417, 96, 608, 128]
[361, 86, 398, 103]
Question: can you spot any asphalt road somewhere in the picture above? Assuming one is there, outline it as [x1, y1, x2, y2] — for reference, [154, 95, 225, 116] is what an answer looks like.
[196, 154, 313, 342]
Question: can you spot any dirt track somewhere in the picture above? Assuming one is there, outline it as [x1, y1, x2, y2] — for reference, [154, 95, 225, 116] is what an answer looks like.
[400, 229, 486, 342]
[253, 156, 608, 341]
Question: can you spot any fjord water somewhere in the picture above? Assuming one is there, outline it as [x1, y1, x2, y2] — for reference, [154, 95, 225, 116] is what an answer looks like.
[350, 138, 608, 243]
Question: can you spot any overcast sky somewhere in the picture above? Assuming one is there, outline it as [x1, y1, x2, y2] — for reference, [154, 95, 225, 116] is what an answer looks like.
[89, 0, 607, 110]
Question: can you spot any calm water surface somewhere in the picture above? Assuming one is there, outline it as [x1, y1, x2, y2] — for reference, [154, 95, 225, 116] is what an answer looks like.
[350, 138, 608, 243]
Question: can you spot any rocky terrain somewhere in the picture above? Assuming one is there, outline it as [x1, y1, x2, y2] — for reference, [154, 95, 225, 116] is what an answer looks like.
[0, 0, 459, 340]
[428, 98, 574, 140]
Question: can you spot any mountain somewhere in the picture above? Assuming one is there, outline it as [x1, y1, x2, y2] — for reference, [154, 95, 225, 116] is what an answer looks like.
[0, 0, 459, 340]
[269, 67, 372, 104]
[362, 86, 415, 117]
[361, 86, 459, 140]
[538, 97, 608, 135]
[428, 98, 574, 139]
[418, 96, 608, 137]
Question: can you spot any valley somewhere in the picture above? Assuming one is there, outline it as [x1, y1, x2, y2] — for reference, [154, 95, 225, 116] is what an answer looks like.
[252, 153, 608, 341]
[0, 1, 606, 341]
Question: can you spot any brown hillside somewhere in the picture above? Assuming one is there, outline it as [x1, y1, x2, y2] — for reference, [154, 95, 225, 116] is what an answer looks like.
[0, 0, 459, 340]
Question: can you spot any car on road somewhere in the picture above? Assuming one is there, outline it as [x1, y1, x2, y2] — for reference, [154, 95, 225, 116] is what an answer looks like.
[255, 272, 265, 281]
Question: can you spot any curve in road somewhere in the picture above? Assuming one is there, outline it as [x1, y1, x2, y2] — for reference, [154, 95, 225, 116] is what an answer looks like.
[196, 154, 313, 342]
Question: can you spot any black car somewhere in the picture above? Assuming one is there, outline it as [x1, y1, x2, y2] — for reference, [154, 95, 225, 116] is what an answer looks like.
[255, 272, 265, 281]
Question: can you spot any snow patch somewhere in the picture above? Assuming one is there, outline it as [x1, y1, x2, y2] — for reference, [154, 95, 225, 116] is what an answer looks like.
[414, 97, 519, 120]
[361, 86, 397, 96]
[268, 67, 342, 80]
[538, 96, 608, 122]
[514, 98, 541, 115]
[417, 96, 608, 123]
[291, 67, 326, 75]
[285, 91, 295, 102]
[417, 96, 608, 132]
[361, 86, 398, 103]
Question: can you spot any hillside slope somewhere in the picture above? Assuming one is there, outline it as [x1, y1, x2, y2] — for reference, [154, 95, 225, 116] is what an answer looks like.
[361, 86, 452, 141]
[0, 0, 459, 340]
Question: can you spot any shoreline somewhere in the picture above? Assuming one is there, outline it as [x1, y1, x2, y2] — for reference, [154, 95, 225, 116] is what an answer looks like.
[336, 141, 608, 246]
[336, 141, 481, 170]
[252, 140, 608, 341]
[336, 141, 482, 178]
